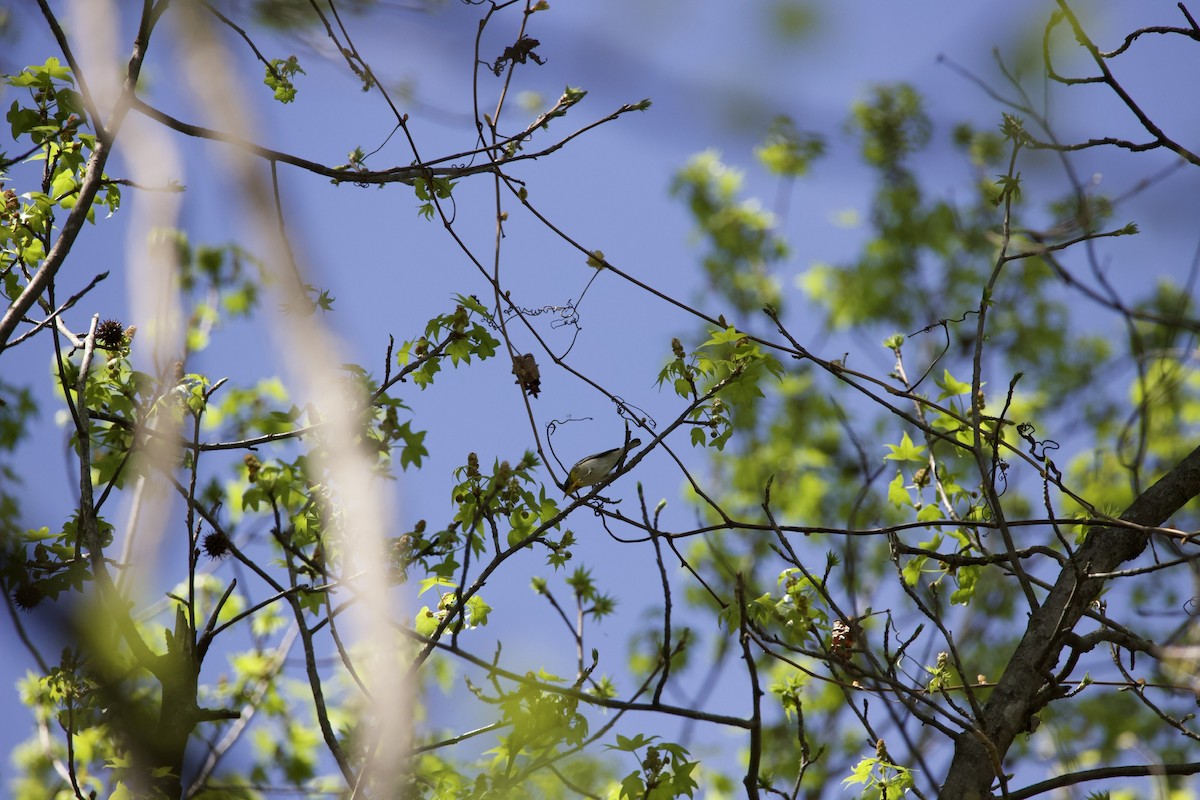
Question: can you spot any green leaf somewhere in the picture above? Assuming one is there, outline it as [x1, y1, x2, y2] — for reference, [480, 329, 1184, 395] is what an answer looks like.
[264, 55, 305, 103]
[49, 168, 76, 200]
[465, 595, 491, 628]
[755, 115, 824, 177]
[397, 422, 427, 470]
[951, 564, 980, 605]
[298, 588, 323, 615]
[609, 732, 657, 752]
[936, 369, 972, 399]
[888, 472, 911, 507]
[884, 431, 926, 463]
[414, 605, 440, 637]
[620, 771, 646, 799]
[916, 503, 942, 522]
[842, 756, 879, 786]
[901, 556, 925, 586]
[418, 575, 456, 595]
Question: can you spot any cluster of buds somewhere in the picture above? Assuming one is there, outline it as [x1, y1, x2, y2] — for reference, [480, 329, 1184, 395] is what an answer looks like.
[1, 188, 17, 222]
[243, 454, 262, 482]
[511, 353, 541, 398]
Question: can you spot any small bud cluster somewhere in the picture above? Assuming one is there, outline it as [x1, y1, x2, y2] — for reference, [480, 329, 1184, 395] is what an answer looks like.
[244, 454, 262, 482]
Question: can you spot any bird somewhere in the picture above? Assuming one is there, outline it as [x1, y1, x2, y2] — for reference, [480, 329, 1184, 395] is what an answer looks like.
[564, 438, 642, 494]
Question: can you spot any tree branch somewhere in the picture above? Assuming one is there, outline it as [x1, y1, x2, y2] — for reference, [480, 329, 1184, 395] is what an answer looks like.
[939, 442, 1200, 798]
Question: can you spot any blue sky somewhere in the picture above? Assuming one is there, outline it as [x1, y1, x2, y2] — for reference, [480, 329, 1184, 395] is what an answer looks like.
[3, 0, 1199, 792]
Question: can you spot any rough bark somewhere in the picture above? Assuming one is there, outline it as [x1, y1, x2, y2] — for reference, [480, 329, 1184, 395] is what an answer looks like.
[938, 443, 1200, 799]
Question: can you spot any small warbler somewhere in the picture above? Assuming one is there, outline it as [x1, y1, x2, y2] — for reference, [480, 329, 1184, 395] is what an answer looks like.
[564, 438, 642, 494]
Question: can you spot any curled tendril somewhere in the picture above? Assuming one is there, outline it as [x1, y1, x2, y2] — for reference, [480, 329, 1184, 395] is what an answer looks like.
[612, 396, 656, 432]
[502, 302, 580, 329]
[1017, 421, 1062, 481]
